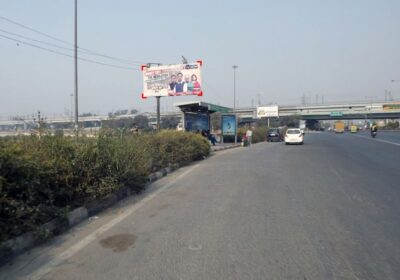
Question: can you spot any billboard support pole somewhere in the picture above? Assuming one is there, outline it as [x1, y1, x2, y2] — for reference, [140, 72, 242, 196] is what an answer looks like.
[156, 96, 161, 131]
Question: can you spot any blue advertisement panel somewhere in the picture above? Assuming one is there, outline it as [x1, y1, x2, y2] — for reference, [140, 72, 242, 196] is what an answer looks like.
[184, 112, 209, 132]
[221, 115, 236, 136]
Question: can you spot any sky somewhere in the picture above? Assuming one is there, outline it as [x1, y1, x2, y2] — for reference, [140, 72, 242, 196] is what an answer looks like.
[1, 0, 400, 119]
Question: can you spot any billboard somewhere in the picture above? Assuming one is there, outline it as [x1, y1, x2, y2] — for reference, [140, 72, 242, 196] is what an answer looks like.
[257, 105, 279, 118]
[184, 112, 209, 132]
[383, 104, 400, 111]
[221, 115, 236, 136]
[142, 61, 202, 97]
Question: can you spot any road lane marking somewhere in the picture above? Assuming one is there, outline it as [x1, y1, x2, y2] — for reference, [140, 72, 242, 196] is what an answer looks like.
[350, 134, 400, 146]
[26, 164, 201, 280]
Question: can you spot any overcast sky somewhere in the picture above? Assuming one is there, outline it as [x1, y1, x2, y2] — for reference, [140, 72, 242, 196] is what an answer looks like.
[1, 0, 400, 118]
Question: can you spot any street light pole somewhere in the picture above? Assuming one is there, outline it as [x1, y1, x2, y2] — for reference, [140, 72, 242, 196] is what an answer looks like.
[233, 65, 238, 109]
[232, 65, 238, 144]
[74, 0, 79, 136]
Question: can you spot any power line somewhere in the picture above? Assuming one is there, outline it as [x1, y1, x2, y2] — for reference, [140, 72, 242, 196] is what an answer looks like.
[0, 34, 140, 71]
[0, 28, 143, 67]
[0, 28, 76, 53]
[0, 15, 151, 66]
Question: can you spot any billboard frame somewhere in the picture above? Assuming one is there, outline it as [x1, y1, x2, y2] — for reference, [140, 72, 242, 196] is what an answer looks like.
[221, 114, 237, 136]
[141, 60, 203, 98]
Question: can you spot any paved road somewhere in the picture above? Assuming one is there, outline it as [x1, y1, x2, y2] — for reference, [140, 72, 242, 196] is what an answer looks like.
[353, 130, 400, 145]
[1, 132, 400, 280]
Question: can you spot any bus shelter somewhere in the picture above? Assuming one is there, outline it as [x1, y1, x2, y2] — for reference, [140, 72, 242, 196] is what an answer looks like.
[174, 101, 231, 132]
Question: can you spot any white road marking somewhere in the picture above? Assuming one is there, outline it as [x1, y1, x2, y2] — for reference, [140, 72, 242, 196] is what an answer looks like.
[350, 133, 400, 147]
[26, 164, 200, 280]
[188, 244, 202, 251]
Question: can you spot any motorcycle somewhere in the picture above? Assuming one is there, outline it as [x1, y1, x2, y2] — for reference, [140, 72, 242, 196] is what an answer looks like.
[371, 131, 377, 138]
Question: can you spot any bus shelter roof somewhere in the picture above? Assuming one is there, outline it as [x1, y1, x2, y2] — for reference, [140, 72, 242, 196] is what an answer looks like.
[174, 101, 232, 114]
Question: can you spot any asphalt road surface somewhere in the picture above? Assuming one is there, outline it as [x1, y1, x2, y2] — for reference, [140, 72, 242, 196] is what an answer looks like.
[1, 132, 400, 280]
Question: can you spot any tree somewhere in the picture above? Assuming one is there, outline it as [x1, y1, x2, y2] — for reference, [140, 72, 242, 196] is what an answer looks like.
[161, 115, 180, 129]
[133, 115, 150, 129]
[210, 113, 221, 131]
[108, 109, 130, 117]
[268, 115, 301, 128]
[79, 112, 96, 117]
[103, 118, 134, 129]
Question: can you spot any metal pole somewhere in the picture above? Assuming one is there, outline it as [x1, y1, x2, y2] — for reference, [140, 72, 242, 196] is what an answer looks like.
[233, 65, 238, 144]
[156, 96, 161, 131]
[233, 65, 238, 109]
[74, 0, 79, 136]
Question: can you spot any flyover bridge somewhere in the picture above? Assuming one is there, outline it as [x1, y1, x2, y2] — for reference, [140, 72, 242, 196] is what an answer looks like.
[235, 101, 400, 121]
[1, 101, 400, 130]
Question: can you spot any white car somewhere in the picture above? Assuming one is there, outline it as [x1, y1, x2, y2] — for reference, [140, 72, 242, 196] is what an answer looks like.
[284, 128, 304, 145]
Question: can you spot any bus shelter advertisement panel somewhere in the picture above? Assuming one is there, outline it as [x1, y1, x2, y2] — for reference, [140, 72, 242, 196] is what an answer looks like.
[184, 113, 209, 132]
[221, 115, 236, 136]
[142, 62, 202, 97]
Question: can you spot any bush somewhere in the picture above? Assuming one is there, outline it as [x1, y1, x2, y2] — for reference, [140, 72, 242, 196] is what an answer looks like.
[0, 131, 210, 242]
[385, 122, 399, 129]
[236, 127, 267, 144]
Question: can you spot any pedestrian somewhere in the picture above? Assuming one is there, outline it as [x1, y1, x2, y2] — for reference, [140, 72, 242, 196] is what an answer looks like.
[208, 133, 216, 146]
[246, 128, 253, 146]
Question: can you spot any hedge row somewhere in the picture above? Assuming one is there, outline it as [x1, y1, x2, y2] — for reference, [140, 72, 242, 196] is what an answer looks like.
[0, 131, 210, 242]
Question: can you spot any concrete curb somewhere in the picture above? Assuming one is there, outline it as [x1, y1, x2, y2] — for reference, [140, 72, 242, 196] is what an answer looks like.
[0, 163, 182, 266]
[211, 144, 242, 152]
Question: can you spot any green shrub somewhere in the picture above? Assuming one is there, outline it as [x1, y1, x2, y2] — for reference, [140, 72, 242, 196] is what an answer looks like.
[0, 131, 210, 242]
[236, 127, 267, 144]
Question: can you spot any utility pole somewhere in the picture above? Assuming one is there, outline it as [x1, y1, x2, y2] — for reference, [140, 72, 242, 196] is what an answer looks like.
[74, 0, 79, 136]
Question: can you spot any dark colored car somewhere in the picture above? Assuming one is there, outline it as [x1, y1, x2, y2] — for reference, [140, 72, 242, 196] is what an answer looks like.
[266, 128, 283, 142]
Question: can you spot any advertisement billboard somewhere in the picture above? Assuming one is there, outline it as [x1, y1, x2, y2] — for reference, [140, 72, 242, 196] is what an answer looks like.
[184, 112, 209, 132]
[383, 104, 400, 111]
[142, 62, 202, 97]
[257, 105, 279, 118]
[221, 115, 237, 136]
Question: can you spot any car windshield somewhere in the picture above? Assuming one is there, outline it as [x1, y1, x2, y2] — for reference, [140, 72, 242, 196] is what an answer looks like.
[287, 129, 301, 134]
[268, 129, 278, 133]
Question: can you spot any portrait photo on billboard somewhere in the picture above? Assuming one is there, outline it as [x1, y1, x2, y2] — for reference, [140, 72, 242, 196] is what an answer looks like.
[221, 115, 236, 136]
[142, 62, 202, 98]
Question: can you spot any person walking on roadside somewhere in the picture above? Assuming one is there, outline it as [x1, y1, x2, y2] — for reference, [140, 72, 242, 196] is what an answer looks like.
[246, 128, 253, 146]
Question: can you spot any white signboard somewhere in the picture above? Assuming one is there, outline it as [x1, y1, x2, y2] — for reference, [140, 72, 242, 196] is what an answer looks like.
[257, 105, 279, 118]
[142, 62, 202, 97]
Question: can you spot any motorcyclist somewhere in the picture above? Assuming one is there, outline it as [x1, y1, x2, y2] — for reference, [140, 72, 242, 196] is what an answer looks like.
[370, 122, 378, 137]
